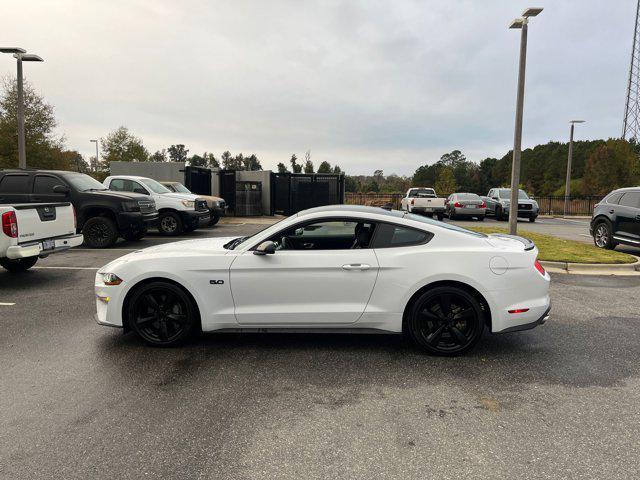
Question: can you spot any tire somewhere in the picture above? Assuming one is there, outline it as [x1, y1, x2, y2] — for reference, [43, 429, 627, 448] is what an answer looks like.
[495, 206, 504, 221]
[529, 216, 536, 223]
[406, 286, 485, 356]
[477, 216, 485, 221]
[437, 213, 444, 221]
[0, 256, 38, 272]
[448, 210, 456, 220]
[158, 212, 183, 236]
[593, 220, 615, 250]
[122, 230, 146, 242]
[127, 281, 198, 346]
[208, 215, 220, 226]
[83, 216, 118, 248]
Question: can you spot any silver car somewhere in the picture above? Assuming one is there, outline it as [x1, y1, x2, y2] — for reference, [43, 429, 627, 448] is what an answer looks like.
[445, 193, 486, 220]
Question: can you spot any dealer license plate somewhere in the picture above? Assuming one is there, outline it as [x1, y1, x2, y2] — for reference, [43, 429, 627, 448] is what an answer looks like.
[42, 239, 55, 251]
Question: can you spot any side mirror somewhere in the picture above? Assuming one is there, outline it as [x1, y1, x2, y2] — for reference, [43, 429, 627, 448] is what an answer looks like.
[492, 196, 499, 201]
[53, 184, 70, 194]
[253, 241, 277, 255]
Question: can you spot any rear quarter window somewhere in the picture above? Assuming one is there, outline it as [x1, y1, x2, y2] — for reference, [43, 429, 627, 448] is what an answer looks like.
[0, 174, 30, 193]
[371, 223, 433, 248]
[605, 192, 623, 205]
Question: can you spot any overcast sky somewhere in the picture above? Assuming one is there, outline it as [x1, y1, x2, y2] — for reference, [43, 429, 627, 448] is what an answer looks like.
[1, 0, 635, 175]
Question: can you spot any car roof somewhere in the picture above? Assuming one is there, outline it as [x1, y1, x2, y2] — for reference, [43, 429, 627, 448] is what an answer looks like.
[107, 175, 149, 180]
[296, 204, 405, 219]
[0, 169, 83, 176]
[611, 186, 640, 193]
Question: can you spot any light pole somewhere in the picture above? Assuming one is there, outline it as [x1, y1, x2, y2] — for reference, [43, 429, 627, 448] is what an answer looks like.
[563, 120, 585, 217]
[0, 47, 44, 169]
[90, 139, 99, 172]
[507, 8, 543, 235]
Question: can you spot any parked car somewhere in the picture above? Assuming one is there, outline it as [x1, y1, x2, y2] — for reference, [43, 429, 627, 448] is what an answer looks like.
[482, 188, 539, 222]
[0, 170, 158, 248]
[445, 193, 486, 221]
[400, 188, 446, 220]
[104, 176, 210, 236]
[1, 202, 83, 272]
[590, 187, 640, 249]
[95, 205, 551, 356]
[160, 181, 226, 226]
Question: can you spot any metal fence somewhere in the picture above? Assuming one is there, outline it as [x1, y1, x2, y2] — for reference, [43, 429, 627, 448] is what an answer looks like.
[345, 193, 603, 216]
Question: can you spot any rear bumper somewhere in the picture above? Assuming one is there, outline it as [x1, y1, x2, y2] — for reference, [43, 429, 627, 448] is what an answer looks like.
[497, 305, 551, 333]
[6, 233, 83, 259]
[412, 206, 445, 214]
[453, 207, 485, 216]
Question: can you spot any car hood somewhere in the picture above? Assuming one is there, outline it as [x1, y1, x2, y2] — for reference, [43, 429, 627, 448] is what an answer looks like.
[160, 192, 202, 201]
[89, 190, 151, 201]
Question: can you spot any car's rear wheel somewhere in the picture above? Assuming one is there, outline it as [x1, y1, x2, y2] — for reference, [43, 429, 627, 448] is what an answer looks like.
[208, 215, 220, 226]
[593, 220, 615, 249]
[495, 206, 504, 221]
[477, 215, 485, 221]
[83, 217, 118, 248]
[0, 256, 38, 272]
[127, 281, 197, 346]
[158, 212, 183, 236]
[407, 286, 484, 356]
[529, 216, 536, 223]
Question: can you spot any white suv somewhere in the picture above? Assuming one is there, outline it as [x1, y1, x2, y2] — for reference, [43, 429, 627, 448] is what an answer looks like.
[103, 175, 210, 235]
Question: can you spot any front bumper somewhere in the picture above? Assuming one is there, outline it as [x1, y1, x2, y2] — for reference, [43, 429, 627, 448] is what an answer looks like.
[116, 211, 158, 233]
[180, 209, 211, 228]
[503, 206, 539, 218]
[209, 206, 226, 217]
[6, 233, 83, 259]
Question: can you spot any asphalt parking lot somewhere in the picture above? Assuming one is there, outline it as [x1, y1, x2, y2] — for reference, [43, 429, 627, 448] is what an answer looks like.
[1, 220, 640, 479]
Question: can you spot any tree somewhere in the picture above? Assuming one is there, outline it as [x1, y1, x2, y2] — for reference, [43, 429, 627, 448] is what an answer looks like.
[204, 152, 220, 169]
[149, 149, 167, 162]
[435, 167, 457, 195]
[303, 159, 314, 173]
[582, 139, 638, 195]
[221, 151, 234, 170]
[242, 153, 262, 171]
[277, 162, 289, 173]
[0, 77, 76, 170]
[317, 161, 332, 173]
[167, 144, 189, 163]
[364, 180, 379, 192]
[345, 176, 359, 192]
[290, 154, 302, 173]
[332, 165, 342, 174]
[100, 126, 149, 169]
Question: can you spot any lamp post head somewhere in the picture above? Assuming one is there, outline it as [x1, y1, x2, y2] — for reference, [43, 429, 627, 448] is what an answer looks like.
[90, 139, 98, 143]
[523, 7, 544, 18]
[570, 120, 586, 124]
[19, 54, 44, 62]
[0, 47, 26, 54]
[509, 18, 525, 29]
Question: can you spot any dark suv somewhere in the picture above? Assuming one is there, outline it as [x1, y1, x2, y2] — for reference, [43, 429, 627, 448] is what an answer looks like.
[590, 187, 640, 249]
[0, 170, 158, 248]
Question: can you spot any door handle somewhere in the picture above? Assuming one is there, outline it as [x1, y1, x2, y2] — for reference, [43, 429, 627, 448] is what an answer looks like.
[302, 242, 314, 249]
[342, 263, 371, 271]
[609, 209, 615, 214]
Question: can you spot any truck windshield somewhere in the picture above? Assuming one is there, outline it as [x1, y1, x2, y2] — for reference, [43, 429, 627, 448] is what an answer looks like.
[172, 183, 191, 194]
[498, 189, 529, 199]
[65, 173, 107, 192]
[141, 178, 172, 194]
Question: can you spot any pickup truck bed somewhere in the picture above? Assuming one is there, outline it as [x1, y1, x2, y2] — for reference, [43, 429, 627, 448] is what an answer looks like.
[1, 202, 83, 272]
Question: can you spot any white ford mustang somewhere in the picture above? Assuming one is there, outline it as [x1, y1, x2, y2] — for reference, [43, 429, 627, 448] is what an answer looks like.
[95, 205, 551, 355]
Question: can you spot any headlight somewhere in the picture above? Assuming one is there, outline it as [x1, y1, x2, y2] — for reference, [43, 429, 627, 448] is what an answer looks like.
[501, 200, 510, 206]
[532, 201, 538, 208]
[121, 201, 141, 212]
[100, 272, 123, 286]
[216, 200, 225, 207]
[181, 200, 195, 209]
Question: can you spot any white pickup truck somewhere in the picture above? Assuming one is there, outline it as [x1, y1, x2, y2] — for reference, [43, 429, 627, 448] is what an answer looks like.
[400, 187, 446, 220]
[0, 202, 83, 272]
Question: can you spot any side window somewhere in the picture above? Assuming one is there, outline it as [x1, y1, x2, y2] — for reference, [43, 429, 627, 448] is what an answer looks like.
[269, 219, 376, 250]
[110, 179, 126, 191]
[408, 189, 417, 198]
[33, 175, 63, 194]
[488, 189, 494, 198]
[371, 223, 432, 248]
[606, 192, 623, 205]
[0, 174, 30, 193]
[130, 181, 148, 194]
[619, 191, 640, 208]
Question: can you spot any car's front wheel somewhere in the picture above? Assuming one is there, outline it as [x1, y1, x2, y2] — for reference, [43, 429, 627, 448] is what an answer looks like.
[406, 286, 485, 356]
[127, 281, 198, 346]
[208, 215, 220, 226]
[158, 212, 183, 236]
[593, 220, 615, 250]
[0, 256, 38, 272]
[495, 206, 505, 221]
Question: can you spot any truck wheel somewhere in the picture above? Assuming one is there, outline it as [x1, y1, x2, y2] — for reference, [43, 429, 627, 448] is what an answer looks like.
[123, 230, 146, 241]
[208, 215, 220, 226]
[0, 256, 38, 272]
[83, 217, 118, 248]
[437, 213, 444, 221]
[495, 206, 504, 221]
[158, 212, 183, 236]
[529, 216, 537, 223]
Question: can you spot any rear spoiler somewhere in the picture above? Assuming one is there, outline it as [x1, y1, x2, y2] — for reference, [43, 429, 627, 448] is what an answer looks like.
[488, 233, 535, 251]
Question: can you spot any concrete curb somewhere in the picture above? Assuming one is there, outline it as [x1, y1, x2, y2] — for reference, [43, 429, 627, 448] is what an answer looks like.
[540, 257, 640, 276]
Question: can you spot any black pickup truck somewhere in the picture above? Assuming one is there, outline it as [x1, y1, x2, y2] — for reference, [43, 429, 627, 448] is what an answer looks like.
[0, 170, 158, 248]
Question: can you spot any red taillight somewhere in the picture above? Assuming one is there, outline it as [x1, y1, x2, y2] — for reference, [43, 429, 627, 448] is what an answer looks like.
[453, 201, 462, 208]
[508, 308, 530, 314]
[411, 199, 415, 205]
[534, 259, 545, 276]
[2, 211, 18, 238]
[480, 201, 486, 208]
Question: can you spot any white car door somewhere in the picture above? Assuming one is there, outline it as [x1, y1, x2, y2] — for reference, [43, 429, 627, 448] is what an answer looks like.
[229, 219, 379, 325]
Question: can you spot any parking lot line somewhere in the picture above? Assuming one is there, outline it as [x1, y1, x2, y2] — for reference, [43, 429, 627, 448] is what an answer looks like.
[0, 302, 16, 306]
[32, 266, 99, 270]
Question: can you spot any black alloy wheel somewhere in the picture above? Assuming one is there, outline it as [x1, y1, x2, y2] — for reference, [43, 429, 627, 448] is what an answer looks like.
[593, 221, 615, 249]
[83, 217, 118, 248]
[158, 212, 183, 236]
[127, 282, 197, 346]
[0, 256, 38, 272]
[407, 286, 484, 356]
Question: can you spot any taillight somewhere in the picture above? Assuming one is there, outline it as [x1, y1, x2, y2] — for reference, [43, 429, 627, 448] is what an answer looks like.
[453, 201, 462, 208]
[2, 211, 18, 238]
[480, 201, 486, 208]
[534, 259, 545, 276]
[411, 199, 415, 205]
[72, 205, 77, 230]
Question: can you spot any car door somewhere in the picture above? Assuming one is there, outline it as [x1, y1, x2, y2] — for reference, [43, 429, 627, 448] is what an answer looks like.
[229, 218, 380, 325]
[615, 191, 640, 242]
[31, 174, 69, 203]
[485, 189, 496, 213]
[0, 173, 32, 203]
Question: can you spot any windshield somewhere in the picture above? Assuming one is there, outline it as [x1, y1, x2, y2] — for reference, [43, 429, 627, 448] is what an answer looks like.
[225, 217, 291, 250]
[172, 183, 191, 194]
[65, 173, 107, 192]
[141, 178, 171, 194]
[404, 213, 486, 237]
[498, 189, 529, 199]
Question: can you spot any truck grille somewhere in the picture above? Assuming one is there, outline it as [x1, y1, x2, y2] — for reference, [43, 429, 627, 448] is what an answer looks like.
[138, 200, 157, 214]
[518, 204, 532, 210]
[196, 199, 209, 212]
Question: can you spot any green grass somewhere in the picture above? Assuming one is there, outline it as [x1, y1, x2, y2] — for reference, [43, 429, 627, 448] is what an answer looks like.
[469, 226, 638, 264]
